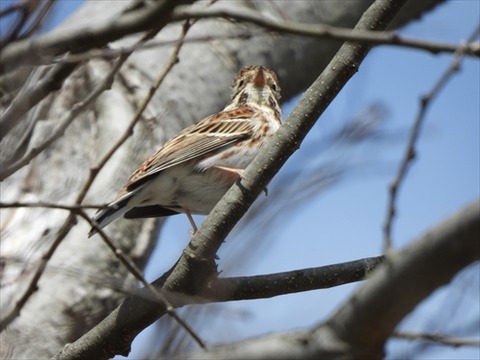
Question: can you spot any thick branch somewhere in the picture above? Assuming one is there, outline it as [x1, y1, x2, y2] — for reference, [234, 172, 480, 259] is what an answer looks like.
[329, 199, 480, 358]
[53, 0, 408, 359]
[53, 256, 384, 360]
[0, 0, 195, 73]
[167, 0, 408, 288]
[178, 200, 480, 360]
[200, 257, 384, 302]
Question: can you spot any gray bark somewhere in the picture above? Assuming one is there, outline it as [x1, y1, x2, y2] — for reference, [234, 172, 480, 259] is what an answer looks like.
[0, 0, 445, 358]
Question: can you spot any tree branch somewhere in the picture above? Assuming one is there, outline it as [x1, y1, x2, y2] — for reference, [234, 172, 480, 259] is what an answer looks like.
[0, 0, 196, 74]
[166, 0, 408, 290]
[0, 61, 78, 140]
[0, 0, 198, 143]
[2, 0, 477, 76]
[53, 0, 408, 358]
[392, 331, 480, 348]
[0, 201, 385, 304]
[329, 199, 480, 358]
[1, 201, 385, 303]
[52, 256, 384, 360]
[383, 25, 480, 251]
[177, 200, 480, 359]
[200, 257, 384, 302]
[171, 6, 480, 57]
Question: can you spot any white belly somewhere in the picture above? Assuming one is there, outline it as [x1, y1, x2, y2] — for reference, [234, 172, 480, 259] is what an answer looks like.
[129, 164, 235, 214]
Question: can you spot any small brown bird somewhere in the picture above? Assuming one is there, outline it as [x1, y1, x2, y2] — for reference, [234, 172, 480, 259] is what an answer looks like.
[89, 66, 282, 237]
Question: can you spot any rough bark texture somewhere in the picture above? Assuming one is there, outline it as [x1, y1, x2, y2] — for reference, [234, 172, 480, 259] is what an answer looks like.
[0, 0, 445, 358]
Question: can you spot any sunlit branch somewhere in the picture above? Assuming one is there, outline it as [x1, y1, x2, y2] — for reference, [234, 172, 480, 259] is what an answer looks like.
[200, 257, 384, 302]
[172, 6, 480, 57]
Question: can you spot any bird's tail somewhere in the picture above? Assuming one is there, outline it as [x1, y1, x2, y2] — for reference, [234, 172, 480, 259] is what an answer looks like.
[88, 193, 132, 237]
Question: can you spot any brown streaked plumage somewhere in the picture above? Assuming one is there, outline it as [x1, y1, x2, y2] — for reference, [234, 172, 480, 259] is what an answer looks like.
[89, 66, 282, 236]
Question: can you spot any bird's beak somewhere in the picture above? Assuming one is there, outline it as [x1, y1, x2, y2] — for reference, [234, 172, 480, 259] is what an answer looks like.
[252, 67, 265, 87]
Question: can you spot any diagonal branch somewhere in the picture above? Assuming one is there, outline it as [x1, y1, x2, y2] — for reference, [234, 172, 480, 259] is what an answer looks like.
[167, 0, 408, 284]
[0, 0, 196, 74]
[52, 1, 408, 359]
[176, 200, 480, 360]
[328, 199, 480, 358]
[0, 0, 197, 142]
[0, 61, 78, 140]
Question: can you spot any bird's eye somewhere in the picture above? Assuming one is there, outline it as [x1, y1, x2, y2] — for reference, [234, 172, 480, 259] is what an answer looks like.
[271, 83, 277, 92]
[237, 80, 245, 88]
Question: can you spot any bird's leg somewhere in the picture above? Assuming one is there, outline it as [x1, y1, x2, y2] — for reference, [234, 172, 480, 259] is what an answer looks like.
[183, 207, 198, 234]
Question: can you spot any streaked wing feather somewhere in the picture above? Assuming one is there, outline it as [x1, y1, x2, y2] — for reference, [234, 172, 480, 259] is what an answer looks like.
[125, 109, 255, 190]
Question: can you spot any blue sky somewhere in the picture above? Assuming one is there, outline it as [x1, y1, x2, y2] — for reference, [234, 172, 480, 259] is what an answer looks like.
[2, 1, 478, 359]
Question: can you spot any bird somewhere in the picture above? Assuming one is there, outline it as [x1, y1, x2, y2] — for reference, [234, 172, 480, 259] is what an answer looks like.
[88, 65, 282, 237]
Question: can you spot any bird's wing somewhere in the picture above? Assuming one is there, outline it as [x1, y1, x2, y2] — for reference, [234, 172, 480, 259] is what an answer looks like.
[123, 108, 255, 192]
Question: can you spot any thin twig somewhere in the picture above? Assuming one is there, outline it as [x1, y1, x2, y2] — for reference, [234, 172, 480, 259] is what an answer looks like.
[393, 331, 480, 347]
[172, 6, 480, 58]
[0, 195, 205, 347]
[50, 31, 258, 64]
[19, 0, 56, 40]
[382, 25, 480, 252]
